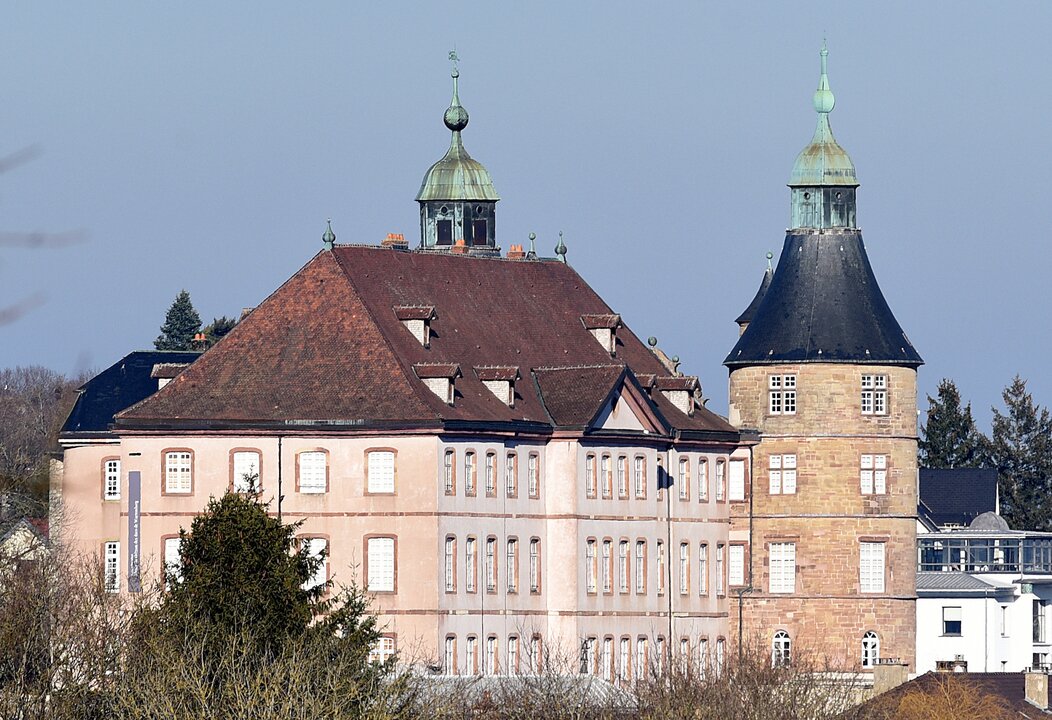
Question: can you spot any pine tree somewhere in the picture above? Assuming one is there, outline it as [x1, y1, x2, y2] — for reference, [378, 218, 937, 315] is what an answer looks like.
[153, 290, 201, 351]
[918, 378, 987, 468]
[990, 376, 1052, 531]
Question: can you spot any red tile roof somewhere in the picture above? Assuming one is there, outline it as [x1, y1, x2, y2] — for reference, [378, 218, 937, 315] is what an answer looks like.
[150, 363, 191, 379]
[118, 246, 735, 436]
[474, 366, 521, 382]
[394, 305, 436, 321]
[580, 313, 622, 330]
[655, 376, 699, 391]
[413, 363, 462, 379]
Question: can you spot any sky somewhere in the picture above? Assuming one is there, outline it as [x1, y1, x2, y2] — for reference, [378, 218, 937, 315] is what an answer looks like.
[1, 2, 1050, 431]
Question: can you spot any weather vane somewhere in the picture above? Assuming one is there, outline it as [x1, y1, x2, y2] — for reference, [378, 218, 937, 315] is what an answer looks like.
[449, 48, 460, 74]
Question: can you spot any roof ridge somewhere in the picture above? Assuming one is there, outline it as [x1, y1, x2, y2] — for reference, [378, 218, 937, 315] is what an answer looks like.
[533, 363, 625, 372]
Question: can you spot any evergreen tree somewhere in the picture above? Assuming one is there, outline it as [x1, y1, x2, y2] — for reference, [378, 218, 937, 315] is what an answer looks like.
[153, 290, 201, 351]
[918, 378, 987, 468]
[202, 315, 237, 347]
[990, 376, 1052, 531]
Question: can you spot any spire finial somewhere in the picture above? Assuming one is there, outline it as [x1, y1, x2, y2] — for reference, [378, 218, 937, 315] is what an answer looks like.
[813, 40, 835, 115]
[444, 49, 468, 132]
[555, 231, 567, 263]
[322, 219, 336, 251]
[766, 251, 774, 270]
[526, 232, 537, 259]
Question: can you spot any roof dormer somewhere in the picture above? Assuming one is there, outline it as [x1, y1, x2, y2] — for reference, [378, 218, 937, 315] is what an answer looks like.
[413, 363, 462, 405]
[655, 376, 700, 417]
[581, 313, 622, 356]
[474, 366, 520, 407]
[150, 363, 191, 390]
[396, 305, 437, 347]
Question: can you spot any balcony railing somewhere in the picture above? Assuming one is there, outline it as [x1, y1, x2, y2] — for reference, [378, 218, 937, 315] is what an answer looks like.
[918, 536, 1052, 574]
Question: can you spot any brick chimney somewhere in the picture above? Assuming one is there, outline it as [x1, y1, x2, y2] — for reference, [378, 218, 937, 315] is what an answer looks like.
[507, 243, 525, 259]
[872, 659, 909, 696]
[382, 233, 408, 249]
[451, 238, 469, 255]
[1026, 671, 1049, 710]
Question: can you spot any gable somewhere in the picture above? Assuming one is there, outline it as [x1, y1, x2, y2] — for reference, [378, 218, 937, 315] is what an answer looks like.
[592, 386, 653, 432]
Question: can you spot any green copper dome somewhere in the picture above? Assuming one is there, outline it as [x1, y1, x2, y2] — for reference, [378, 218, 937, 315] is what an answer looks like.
[789, 42, 858, 188]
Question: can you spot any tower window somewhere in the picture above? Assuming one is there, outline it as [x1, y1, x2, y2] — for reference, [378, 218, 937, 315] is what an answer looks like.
[861, 375, 888, 415]
[437, 219, 453, 245]
[471, 219, 488, 246]
[768, 375, 797, 415]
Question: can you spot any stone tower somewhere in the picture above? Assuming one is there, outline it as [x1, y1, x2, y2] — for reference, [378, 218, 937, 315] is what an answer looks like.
[725, 44, 923, 670]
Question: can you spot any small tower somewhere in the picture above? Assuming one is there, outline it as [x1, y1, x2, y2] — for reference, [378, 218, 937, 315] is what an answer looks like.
[416, 56, 500, 254]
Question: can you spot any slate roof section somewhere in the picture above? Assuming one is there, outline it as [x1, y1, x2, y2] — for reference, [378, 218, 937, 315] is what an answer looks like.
[920, 468, 999, 528]
[117, 247, 736, 437]
[725, 230, 923, 367]
[734, 265, 773, 326]
[532, 365, 628, 428]
[61, 350, 202, 435]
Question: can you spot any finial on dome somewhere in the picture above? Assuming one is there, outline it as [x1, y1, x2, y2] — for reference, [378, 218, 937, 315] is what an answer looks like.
[813, 40, 835, 115]
[555, 231, 567, 263]
[322, 219, 336, 251]
[526, 232, 538, 260]
[444, 49, 469, 132]
[766, 251, 774, 270]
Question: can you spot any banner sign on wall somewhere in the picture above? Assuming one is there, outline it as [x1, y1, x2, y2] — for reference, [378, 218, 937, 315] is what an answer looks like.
[128, 470, 142, 593]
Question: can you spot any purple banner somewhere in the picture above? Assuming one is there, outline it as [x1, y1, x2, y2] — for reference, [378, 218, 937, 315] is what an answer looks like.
[128, 470, 141, 592]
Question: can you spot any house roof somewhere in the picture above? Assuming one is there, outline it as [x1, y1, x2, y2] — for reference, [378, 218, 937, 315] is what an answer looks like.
[61, 350, 202, 435]
[920, 468, 999, 528]
[734, 264, 773, 326]
[116, 247, 736, 438]
[916, 572, 1000, 593]
[859, 672, 1051, 718]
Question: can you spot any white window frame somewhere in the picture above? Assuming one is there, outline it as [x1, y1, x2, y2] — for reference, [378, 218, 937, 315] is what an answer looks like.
[586, 539, 597, 593]
[445, 536, 456, 592]
[715, 461, 725, 501]
[635, 540, 646, 593]
[699, 543, 709, 595]
[529, 539, 540, 593]
[506, 539, 518, 594]
[366, 536, 395, 592]
[679, 542, 690, 595]
[602, 540, 612, 593]
[164, 451, 192, 494]
[728, 460, 745, 501]
[485, 452, 497, 496]
[861, 631, 879, 668]
[443, 449, 455, 495]
[465, 537, 477, 593]
[527, 453, 540, 498]
[104, 541, 120, 593]
[505, 453, 517, 497]
[729, 544, 745, 586]
[367, 450, 395, 494]
[104, 459, 121, 500]
[298, 451, 327, 494]
[616, 455, 628, 497]
[678, 456, 690, 500]
[860, 541, 885, 593]
[769, 542, 796, 594]
[618, 540, 629, 593]
[486, 537, 497, 593]
[860, 454, 887, 495]
[233, 451, 261, 493]
[768, 374, 797, 415]
[463, 451, 476, 496]
[769, 454, 797, 495]
[772, 631, 791, 667]
[715, 543, 725, 595]
[861, 374, 888, 416]
[698, 459, 709, 502]
[585, 454, 596, 498]
[633, 456, 646, 499]
[302, 537, 328, 590]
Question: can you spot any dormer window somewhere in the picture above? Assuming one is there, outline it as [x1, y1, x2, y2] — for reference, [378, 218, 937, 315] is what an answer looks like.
[475, 366, 520, 407]
[655, 376, 700, 417]
[581, 314, 622, 356]
[635, 374, 657, 397]
[413, 363, 461, 405]
[395, 306, 437, 347]
[150, 363, 191, 390]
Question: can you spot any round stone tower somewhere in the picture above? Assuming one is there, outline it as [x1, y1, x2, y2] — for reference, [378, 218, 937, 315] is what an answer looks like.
[725, 43, 922, 671]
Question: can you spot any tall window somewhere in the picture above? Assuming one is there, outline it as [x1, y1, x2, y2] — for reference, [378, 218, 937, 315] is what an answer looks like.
[602, 637, 613, 681]
[698, 458, 709, 502]
[298, 451, 326, 494]
[104, 541, 120, 592]
[942, 606, 962, 636]
[657, 540, 666, 594]
[445, 636, 457, 674]
[302, 537, 328, 590]
[530, 635, 543, 674]
[699, 638, 709, 678]
[464, 451, 477, 496]
[729, 545, 745, 586]
[505, 452, 518, 497]
[772, 631, 791, 667]
[699, 543, 709, 595]
[233, 451, 261, 493]
[586, 539, 597, 593]
[636, 637, 648, 680]
[769, 542, 796, 593]
[486, 537, 497, 593]
[619, 637, 630, 684]
[715, 460, 725, 501]
[527, 453, 540, 498]
[506, 539, 518, 593]
[367, 450, 395, 494]
[861, 631, 879, 668]
[769, 454, 797, 495]
[104, 459, 121, 500]
[367, 537, 395, 592]
[585, 453, 597, 498]
[860, 454, 887, 495]
[508, 635, 519, 674]
[370, 636, 396, 664]
[444, 536, 456, 592]
[678, 457, 690, 500]
[634, 456, 646, 498]
[728, 460, 745, 501]
[616, 456, 628, 497]
[618, 540, 629, 593]
[716, 639, 725, 676]
[769, 374, 797, 415]
[164, 536, 181, 587]
[602, 540, 612, 593]
[485, 452, 497, 496]
[529, 538, 541, 593]
[656, 636, 666, 676]
[466, 636, 478, 674]
[164, 451, 192, 494]
[860, 542, 885, 593]
[465, 536, 477, 592]
[715, 544, 725, 595]
[443, 449, 455, 495]
[1036, 600, 1048, 644]
[582, 637, 597, 675]
[861, 374, 888, 415]
[601, 454, 612, 498]
[486, 636, 497, 675]
[635, 540, 646, 593]
[679, 542, 689, 594]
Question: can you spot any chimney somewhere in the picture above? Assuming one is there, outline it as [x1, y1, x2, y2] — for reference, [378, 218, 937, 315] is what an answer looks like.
[1027, 671, 1049, 710]
[451, 238, 469, 255]
[382, 233, 408, 249]
[872, 658, 909, 696]
[507, 244, 525, 259]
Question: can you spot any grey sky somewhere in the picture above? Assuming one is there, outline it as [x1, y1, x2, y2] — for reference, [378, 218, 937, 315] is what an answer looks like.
[2, 2, 1050, 430]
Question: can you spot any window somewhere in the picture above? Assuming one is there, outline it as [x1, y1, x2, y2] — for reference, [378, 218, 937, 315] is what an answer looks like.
[601, 454, 612, 498]
[769, 542, 796, 594]
[860, 454, 887, 495]
[769, 454, 797, 494]
[716, 638, 725, 676]
[104, 459, 121, 500]
[698, 638, 709, 678]
[585, 453, 597, 498]
[508, 635, 519, 674]
[699, 543, 709, 595]
[860, 542, 885, 593]
[466, 636, 478, 674]
[505, 453, 518, 497]
[772, 631, 791, 667]
[679, 542, 690, 594]
[529, 538, 541, 593]
[164, 536, 181, 587]
[942, 606, 962, 636]
[506, 539, 518, 593]
[602, 540, 613, 593]
[104, 541, 120, 593]
[1036, 600, 1048, 644]
[656, 636, 666, 676]
[164, 451, 192, 494]
[370, 636, 396, 664]
[1001, 605, 1009, 637]
[861, 374, 888, 415]
[634, 456, 646, 498]
[232, 451, 261, 493]
[636, 637, 648, 680]
[298, 451, 326, 494]
[486, 636, 498, 675]
[464, 451, 477, 496]
[302, 537, 328, 590]
[619, 637, 630, 683]
[485, 452, 497, 496]
[680, 638, 690, 671]
[698, 458, 709, 502]
[602, 637, 613, 681]
[530, 635, 543, 674]
[586, 539, 597, 593]
[678, 457, 690, 500]
[715, 460, 725, 501]
[616, 456, 628, 497]
[486, 537, 497, 593]
[465, 537, 477, 592]
[618, 540, 629, 593]
[445, 636, 457, 674]
[445, 536, 456, 592]
[728, 460, 745, 501]
[635, 540, 646, 593]
[861, 631, 879, 668]
[367, 537, 395, 592]
[444, 449, 455, 495]
[582, 637, 597, 675]
[367, 450, 395, 494]
[657, 540, 666, 594]
[729, 544, 745, 587]
[527, 453, 540, 498]
[715, 544, 725, 595]
[769, 374, 797, 415]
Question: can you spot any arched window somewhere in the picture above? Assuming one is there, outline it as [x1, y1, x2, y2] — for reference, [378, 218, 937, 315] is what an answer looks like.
[862, 631, 879, 668]
[772, 631, 791, 667]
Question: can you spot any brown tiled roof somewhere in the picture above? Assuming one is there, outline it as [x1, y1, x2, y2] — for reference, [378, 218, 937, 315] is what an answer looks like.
[394, 305, 436, 321]
[655, 376, 699, 391]
[533, 365, 628, 428]
[118, 246, 735, 436]
[635, 373, 657, 389]
[580, 313, 622, 330]
[150, 363, 191, 379]
[413, 363, 462, 379]
[858, 671, 1048, 718]
[474, 366, 520, 382]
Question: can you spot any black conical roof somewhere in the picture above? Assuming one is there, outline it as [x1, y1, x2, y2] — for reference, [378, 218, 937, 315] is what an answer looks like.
[725, 230, 922, 367]
[734, 265, 773, 325]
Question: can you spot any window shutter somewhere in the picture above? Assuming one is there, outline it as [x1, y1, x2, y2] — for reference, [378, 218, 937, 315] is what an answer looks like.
[368, 537, 395, 592]
[728, 460, 745, 501]
[300, 452, 327, 493]
[368, 451, 395, 493]
[860, 542, 885, 593]
[728, 545, 744, 586]
[233, 452, 260, 492]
